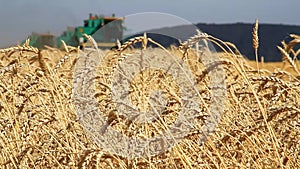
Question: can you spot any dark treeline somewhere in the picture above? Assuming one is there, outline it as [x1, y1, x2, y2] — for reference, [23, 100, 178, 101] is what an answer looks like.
[197, 23, 300, 61]
[142, 23, 300, 62]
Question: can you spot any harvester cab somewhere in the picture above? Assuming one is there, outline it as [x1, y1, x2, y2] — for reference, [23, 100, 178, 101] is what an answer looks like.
[58, 13, 124, 49]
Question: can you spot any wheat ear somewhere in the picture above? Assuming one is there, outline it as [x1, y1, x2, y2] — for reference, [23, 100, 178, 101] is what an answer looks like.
[278, 46, 300, 75]
[252, 19, 259, 72]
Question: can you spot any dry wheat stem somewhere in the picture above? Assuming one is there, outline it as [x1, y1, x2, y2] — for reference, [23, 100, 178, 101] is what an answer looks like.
[0, 31, 299, 168]
[278, 46, 300, 75]
[252, 19, 259, 72]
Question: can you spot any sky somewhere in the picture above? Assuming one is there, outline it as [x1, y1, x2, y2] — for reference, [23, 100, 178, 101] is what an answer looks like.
[0, 0, 299, 47]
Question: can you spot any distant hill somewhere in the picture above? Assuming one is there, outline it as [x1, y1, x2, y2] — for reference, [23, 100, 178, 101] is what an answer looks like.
[196, 23, 300, 61]
[142, 23, 300, 62]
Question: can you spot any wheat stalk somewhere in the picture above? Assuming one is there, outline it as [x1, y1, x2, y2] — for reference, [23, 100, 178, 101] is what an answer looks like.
[0, 45, 39, 54]
[278, 46, 300, 75]
[252, 19, 259, 72]
[0, 31, 299, 168]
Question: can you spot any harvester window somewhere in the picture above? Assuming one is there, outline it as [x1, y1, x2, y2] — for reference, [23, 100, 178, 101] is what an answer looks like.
[84, 21, 88, 27]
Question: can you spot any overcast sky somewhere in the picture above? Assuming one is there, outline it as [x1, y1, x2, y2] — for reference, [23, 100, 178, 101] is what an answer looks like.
[0, 0, 299, 47]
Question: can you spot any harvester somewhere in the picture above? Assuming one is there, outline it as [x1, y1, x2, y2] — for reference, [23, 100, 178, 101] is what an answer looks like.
[24, 14, 124, 49]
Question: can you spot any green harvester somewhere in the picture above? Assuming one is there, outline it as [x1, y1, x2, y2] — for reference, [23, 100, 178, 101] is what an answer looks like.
[24, 14, 124, 49]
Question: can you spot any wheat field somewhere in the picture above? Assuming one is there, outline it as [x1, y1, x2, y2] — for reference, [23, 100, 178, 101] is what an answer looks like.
[0, 31, 299, 168]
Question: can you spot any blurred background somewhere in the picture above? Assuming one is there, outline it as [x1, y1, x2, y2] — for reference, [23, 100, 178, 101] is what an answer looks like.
[0, 0, 299, 61]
